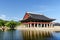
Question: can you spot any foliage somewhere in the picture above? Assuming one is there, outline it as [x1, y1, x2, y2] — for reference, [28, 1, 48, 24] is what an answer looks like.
[0, 19, 21, 29]
[5, 20, 21, 29]
[0, 19, 6, 27]
[5, 20, 17, 29]
[16, 22, 21, 26]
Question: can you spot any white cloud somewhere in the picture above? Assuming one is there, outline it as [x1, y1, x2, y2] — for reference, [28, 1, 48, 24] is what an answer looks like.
[13, 17, 23, 21]
[0, 15, 6, 20]
[7, 17, 21, 21]
[0, 15, 21, 21]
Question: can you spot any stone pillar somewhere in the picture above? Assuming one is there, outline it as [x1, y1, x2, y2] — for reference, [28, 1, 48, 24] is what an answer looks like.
[49, 24, 51, 27]
[48, 24, 49, 28]
[43, 24, 45, 27]
[47, 24, 48, 28]
[28, 24, 29, 27]
[37, 24, 39, 27]
[48, 24, 50, 28]
[41, 24, 42, 27]
[34, 23, 35, 27]
[30, 24, 32, 27]
[50, 24, 51, 28]
[50, 24, 51, 27]
[51, 24, 53, 27]
[39, 24, 40, 27]
[26, 24, 28, 27]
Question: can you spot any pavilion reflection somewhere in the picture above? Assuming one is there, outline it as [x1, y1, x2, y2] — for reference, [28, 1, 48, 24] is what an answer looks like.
[22, 30, 53, 40]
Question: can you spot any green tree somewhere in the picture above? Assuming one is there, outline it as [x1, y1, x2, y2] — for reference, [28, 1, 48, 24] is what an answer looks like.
[0, 19, 6, 27]
[16, 22, 21, 26]
[5, 20, 17, 29]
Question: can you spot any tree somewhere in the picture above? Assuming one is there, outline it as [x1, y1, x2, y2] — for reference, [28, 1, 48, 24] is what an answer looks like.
[16, 22, 21, 26]
[0, 19, 6, 27]
[5, 20, 17, 29]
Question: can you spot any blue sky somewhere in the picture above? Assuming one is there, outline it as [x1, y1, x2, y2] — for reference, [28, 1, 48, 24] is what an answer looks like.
[0, 0, 60, 22]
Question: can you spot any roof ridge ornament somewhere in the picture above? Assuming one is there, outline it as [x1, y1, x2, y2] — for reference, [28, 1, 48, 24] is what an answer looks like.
[26, 12, 43, 15]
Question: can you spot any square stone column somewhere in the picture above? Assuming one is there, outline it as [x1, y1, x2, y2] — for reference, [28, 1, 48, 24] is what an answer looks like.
[47, 24, 48, 28]
[30, 24, 32, 27]
[41, 24, 42, 27]
[37, 24, 39, 27]
[28, 24, 29, 27]
[51, 24, 53, 27]
[44, 24, 45, 28]
[49, 24, 51, 28]
[34, 24, 35, 27]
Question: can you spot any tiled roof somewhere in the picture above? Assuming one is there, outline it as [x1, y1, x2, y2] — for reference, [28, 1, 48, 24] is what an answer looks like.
[21, 12, 56, 22]
[28, 13, 55, 21]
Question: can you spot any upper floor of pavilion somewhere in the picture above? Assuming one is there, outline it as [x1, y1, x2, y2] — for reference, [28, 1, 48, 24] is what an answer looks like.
[21, 12, 56, 22]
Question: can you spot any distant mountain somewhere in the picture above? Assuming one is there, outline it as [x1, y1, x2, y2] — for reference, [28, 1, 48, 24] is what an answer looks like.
[54, 23, 60, 26]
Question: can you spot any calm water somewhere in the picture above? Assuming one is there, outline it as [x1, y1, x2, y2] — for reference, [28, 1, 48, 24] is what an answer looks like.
[0, 30, 60, 40]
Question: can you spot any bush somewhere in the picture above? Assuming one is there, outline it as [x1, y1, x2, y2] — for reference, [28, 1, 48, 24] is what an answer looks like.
[5, 20, 17, 29]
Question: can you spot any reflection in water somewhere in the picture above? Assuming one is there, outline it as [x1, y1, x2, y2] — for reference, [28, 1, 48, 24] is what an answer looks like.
[0, 30, 23, 40]
[22, 30, 53, 40]
[0, 30, 60, 40]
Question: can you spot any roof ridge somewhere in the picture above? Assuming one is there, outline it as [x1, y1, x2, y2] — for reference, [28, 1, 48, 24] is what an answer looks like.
[26, 12, 43, 15]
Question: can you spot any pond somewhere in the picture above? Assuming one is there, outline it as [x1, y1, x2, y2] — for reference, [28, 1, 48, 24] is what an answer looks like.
[0, 30, 60, 40]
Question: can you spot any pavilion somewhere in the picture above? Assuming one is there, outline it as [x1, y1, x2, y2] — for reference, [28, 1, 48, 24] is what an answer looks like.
[21, 12, 55, 28]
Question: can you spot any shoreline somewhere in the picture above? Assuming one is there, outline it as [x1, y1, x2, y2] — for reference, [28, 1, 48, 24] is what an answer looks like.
[0, 26, 60, 32]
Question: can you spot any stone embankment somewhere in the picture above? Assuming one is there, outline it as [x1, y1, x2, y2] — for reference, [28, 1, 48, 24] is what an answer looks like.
[16, 26, 60, 32]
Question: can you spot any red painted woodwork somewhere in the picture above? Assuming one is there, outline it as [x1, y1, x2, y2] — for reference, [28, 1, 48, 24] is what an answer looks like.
[23, 13, 30, 20]
[23, 22, 52, 24]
